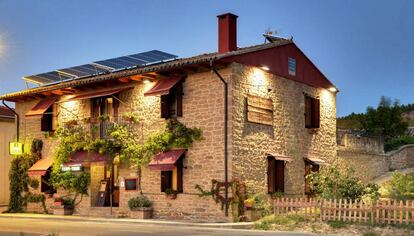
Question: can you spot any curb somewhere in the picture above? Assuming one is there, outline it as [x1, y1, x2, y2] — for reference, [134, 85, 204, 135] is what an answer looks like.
[0, 213, 254, 230]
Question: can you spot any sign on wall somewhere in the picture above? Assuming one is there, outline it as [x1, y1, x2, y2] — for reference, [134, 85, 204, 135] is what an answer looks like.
[9, 142, 24, 155]
[246, 94, 273, 126]
[61, 164, 83, 172]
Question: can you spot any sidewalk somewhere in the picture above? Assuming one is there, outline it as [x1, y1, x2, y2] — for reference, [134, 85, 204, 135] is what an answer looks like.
[0, 213, 254, 230]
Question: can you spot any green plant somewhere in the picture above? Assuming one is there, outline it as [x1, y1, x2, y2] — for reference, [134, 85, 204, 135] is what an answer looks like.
[271, 191, 284, 199]
[327, 220, 349, 228]
[122, 112, 140, 123]
[98, 114, 110, 121]
[363, 231, 378, 236]
[49, 172, 90, 207]
[28, 178, 39, 190]
[254, 214, 304, 230]
[385, 135, 414, 152]
[381, 172, 414, 200]
[164, 188, 176, 195]
[128, 195, 152, 209]
[6, 139, 43, 213]
[25, 192, 47, 213]
[309, 163, 379, 201]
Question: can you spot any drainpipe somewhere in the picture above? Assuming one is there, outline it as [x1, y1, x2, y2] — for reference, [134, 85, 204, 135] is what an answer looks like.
[210, 59, 229, 217]
[2, 100, 19, 142]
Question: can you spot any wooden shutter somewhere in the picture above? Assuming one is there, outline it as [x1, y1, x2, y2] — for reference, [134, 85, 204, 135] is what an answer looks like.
[91, 99, 100, 122]
[304, 162, 311, 194]
[311, 98, 320, 128]
[305, 96, 312, 128]
[267, 157, 276, 193]
[176, 83, 183, 117]
[275, 160, 285, 192]
[176, 158, 183, 193]
[113, 96, 120, 122]
[161, 171, 172, 192]
[160, 95, 169, 119]
[312, 164, 320, 172]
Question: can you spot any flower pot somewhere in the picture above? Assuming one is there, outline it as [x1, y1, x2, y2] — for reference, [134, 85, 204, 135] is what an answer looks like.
[52, 205, 74, 215]
[129, 207, 153, 219]
[165, 194, 177, 200]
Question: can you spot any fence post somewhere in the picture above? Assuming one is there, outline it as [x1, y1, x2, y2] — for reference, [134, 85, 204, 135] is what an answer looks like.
[320, 199, 324, 221]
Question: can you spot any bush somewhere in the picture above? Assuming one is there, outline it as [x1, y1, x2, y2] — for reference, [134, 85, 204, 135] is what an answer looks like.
[128, 195, 152, 209]
[384, 135, 414, 152]
[29, 178, 39, 190]
[381, 172, 414, 200]
[309, 163, 379, 201]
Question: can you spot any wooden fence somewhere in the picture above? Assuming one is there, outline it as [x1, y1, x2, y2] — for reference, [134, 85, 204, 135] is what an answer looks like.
[273, 198, 414, 225]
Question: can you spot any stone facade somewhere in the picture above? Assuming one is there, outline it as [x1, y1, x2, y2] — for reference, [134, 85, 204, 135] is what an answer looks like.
[230, 64, 337, 195]
[14, 63, 337, 221]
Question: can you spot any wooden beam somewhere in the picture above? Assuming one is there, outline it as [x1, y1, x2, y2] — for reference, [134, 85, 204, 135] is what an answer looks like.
[51, 90, 65, 95]
[118, 77, 131, 83]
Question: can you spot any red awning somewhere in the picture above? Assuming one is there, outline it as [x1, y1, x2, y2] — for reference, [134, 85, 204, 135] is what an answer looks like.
[28, 158, 54, 176]
[61, 87, 132, 102]
[267, 153, 293, 162]
[148, 149, 185, 171]
[25, 98, 56, 117]
[65, 151, 109, 167]
[144, 76, 182, 96]
[304, 157, 328, 166]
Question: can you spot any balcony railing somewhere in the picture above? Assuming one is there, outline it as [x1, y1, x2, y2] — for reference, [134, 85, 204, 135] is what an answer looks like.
[75, 116, 136, 139]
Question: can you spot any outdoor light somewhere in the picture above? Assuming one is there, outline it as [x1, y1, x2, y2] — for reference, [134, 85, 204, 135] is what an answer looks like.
[9, 142, 24, 155]
[260, 65, 270, 71]
[143, 79, 151, 84]
[328, 87, 338, 93]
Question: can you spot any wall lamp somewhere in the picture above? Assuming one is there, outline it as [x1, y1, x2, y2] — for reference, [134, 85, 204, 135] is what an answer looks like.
[260, 65, 270, 71]
[328, 87, 338, 93]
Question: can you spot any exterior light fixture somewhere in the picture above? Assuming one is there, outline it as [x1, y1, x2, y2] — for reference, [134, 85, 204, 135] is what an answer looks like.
[260, 65, 270, 71]
[328, 87, 338, 93]
[9, 142, 24, 155]
[143, 79, 151, 84]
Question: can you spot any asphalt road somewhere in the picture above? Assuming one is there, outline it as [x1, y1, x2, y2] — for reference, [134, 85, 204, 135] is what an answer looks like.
[0, 217, 320, 236]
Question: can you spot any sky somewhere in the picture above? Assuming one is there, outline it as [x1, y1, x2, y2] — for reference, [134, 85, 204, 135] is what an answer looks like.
[0, 0, 413, 117]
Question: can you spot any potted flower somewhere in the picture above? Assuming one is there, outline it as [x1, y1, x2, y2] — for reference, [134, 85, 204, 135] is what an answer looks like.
[53, 197, 64, 206]
[128, 195, 153, 219]
[164, 188, 177, 200]
[122, 112, 140, 123]
[244, 198, 254, 210]
[98, 114, 111, 122]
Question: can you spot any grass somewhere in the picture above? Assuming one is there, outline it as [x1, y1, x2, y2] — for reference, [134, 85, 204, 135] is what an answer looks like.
[363, 232, 377, 236]
[254, 214, 304, 230]
[327, 220, 349, 228]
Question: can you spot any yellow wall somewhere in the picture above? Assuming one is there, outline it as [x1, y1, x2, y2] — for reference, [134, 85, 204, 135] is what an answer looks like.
[0, 119, 16, 205]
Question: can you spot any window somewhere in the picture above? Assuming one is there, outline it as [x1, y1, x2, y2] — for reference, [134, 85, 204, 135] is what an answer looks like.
[125, 178, 138, 191]
[160, 158, 183, 193]
[304, 161, 320, 194]
[91, 96, 119, 138]
[161, 82, 183, 119]
[41, 105, 56, 132]
[305, 96, 320, 128]
[267, 157, 285, 193]
[288, 57, 296, 76]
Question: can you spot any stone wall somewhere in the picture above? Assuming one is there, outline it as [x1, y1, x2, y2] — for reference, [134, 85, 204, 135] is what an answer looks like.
[230, 63, 337, 196]
[337, 133, 414, 182]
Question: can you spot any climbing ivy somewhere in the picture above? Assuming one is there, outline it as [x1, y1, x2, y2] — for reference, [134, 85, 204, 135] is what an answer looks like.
[5, 139, 43, 213]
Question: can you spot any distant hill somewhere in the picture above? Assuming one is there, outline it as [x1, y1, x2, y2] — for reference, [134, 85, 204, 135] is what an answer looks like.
[337, 102, 414, 130]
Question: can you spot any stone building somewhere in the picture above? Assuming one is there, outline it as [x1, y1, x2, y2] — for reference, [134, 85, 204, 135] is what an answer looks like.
[0, 13, 337, 221]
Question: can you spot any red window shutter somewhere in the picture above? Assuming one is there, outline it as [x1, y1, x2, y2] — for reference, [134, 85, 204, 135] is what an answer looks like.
[305, 96, 312, 128]
[312, 99, 320, 128]
[304, 162, 311, 194]
[160, 95, 169, 119]
[267, 157, 276, 193]
[176, 83, 183, 117]
[312, 164, 320, 172]
[176, 158, 183, 193]
[275, 160, 285, 192]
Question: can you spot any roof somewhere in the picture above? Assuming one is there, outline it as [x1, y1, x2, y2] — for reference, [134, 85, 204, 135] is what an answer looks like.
[0, 41, 293, 101]
[0, 106, 15, 119]
[28, 158, 53, 176]
[0, 39, 336, 101]
[148, 149, 185, 171]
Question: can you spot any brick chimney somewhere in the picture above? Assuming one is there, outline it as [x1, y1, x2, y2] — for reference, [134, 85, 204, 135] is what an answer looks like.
[217, 13, 238, 54]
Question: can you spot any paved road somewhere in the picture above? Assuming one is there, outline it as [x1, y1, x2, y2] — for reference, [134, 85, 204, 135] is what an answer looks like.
[0, 217, 320, 236]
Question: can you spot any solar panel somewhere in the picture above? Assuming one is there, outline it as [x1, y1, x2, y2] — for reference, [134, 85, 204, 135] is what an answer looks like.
[23, 50, 177, 85]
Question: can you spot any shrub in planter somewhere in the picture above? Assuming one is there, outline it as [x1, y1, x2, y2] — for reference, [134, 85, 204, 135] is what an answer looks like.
[128, 195, 153, 219]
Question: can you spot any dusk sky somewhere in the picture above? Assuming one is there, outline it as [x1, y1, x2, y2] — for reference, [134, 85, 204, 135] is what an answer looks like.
[0, 0, 412, 117]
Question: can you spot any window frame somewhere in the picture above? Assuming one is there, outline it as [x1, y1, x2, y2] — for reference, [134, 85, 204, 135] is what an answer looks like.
[160, 81, 183, 119]
[124, 178, 139, 192]
[267, 157, 285, 194]
[160, 157, 184, 193]
[304, 96, 320, 129]
[40, 104, 57, 132]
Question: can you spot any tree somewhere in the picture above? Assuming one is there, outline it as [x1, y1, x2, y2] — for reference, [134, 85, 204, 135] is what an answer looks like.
[361, 96, 408, 140]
